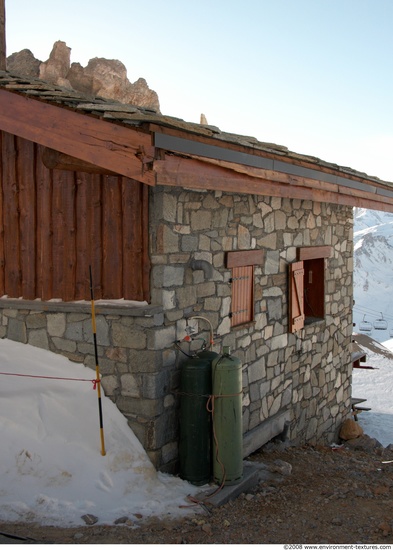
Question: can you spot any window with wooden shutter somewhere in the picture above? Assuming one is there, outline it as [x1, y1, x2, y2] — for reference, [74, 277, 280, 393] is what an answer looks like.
[289, 261, 305, 333]
[226, 250, 264, 328]
[289, 246, 333, 333]
[231, 265, 254, 326]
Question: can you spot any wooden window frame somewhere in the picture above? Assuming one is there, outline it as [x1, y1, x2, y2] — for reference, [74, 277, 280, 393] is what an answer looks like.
[289, 246, 332, 333]
[226, 250, 264, 328]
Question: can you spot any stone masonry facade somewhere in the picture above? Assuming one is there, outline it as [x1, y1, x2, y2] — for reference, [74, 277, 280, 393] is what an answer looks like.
[0, 185, 354, 472]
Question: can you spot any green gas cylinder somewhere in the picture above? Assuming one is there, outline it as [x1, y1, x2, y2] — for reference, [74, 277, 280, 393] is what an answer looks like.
[212, 346, 243, 486]
[178, 350, 218, 485]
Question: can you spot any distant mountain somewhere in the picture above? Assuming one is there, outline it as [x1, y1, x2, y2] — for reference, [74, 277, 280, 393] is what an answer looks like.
[353, 208, 393, 343]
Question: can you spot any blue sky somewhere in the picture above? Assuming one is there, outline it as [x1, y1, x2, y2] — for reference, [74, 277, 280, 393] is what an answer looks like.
[6, 0, 393, 181]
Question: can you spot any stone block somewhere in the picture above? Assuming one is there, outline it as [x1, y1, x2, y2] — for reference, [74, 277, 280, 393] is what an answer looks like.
[271, 376, 283, 392]
[77, 342, 97, 356]
[26, 313, 47, 329]
[242, 392, 250, 407]
[303, 383, 312, 399]
[120, 373, 141, 397]
[126, 418, 148, 448]
[62, 352, 85, 364]
[249, 409, 262, 430]
[156, 224, 179, 253]
[145, 410, 178, 449]
[161, 441, 178, 465]
[105, 347, 127, 363]
[269, 395, 282, 416]
[163, 265, 185, 287]
[28, 329, 49, 350]
[196, 282, 216, 298]
[204, 297, 221, 311]
[304, 416, 317, 440]
[212, 209, 229, 228]
[161, 289, 176, 310]
[267, 298, 282, 322]
[191, 210, 212, 231]
[101, 375, 119, 397]
[263, 284, 282, 299]
[249, 382, 261, 402]
[112, 323, 147, 349]
[146, 325, 176, 350]
[217, 316, 231, 336]
[64, 321, 84, 342]
[248, 358, 266, 383]
[176, 286, 197, 309]
[47, 313, 66, 337]
[68, 313, 90, 323]
[142, 370, 170, 399]
[84, 316, 110, 346]
[181, 234, 198, 252]
[259, 381, 270, 397]
[52, 337, 77, 353]
[237, 225, 251, 249]
[7, 318, 27, 343]
[129, 349, 163, 373]
[96, 358, 116, 375]
[270, 333, 287, 350]
[162, 193, 177, 222]
[281, 387, 292, 408]
[3, 308, 18, 318]
[164, 393, 175, 408]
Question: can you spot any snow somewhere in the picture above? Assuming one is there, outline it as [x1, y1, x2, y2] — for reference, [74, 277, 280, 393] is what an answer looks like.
[351, 209, 393, 443]
[353, 208, 393, 344]
[352, 336, 393, 447]
[0, 339, 199, 527]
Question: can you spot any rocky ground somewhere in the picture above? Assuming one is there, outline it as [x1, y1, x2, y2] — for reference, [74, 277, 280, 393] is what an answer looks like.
[1, 436, 393, 545]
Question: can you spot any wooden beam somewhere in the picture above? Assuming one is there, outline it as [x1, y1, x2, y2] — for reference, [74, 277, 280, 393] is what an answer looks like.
[0, 89, 156, 185]
[153, 155, 393, 212]
[0, 0, 5, 71]
[151, 125, 393, 195]
[41, 147, 118, 175]
[185, 153, 393, 203]
[298, 246, 333, 260]
[226, 249, 265, 268]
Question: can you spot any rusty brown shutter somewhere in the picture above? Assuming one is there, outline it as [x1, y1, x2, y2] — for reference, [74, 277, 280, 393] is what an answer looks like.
[289, 260, 305, 333]
[230, 265, 254, 326]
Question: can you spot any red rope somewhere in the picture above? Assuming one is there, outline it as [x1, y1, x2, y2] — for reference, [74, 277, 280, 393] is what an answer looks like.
[0, 371, 100, 389]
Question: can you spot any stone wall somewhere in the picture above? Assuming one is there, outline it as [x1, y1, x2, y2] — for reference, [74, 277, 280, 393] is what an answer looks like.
[0, 300, 177, 469]
[148, 186, 354, 457]
[0, 185, 354, 472]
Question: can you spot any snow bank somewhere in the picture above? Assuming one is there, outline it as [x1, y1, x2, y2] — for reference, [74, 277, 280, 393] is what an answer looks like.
[0, 339, 198, 527]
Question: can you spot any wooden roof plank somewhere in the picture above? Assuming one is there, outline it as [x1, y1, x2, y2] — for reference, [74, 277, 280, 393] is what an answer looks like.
[154, 155, 393, 212]
[0, 89, 155, 185]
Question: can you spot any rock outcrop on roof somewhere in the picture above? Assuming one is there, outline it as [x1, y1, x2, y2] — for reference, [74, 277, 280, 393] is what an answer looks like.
[7, 40, 160, 112]
[6, 48, 40, 77]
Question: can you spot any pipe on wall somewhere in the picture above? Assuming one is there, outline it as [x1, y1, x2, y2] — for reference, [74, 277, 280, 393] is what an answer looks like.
[189, 259, 213, 279]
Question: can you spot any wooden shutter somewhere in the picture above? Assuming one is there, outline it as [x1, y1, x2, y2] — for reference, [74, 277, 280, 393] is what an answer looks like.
[230, 265, 254, 326]
[289, 261, 305, 333]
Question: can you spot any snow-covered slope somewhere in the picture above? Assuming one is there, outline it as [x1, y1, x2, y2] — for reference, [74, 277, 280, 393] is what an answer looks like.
[353, 208, 393, 343]
[0, 340, 198, 527]
[352, 333, 393, 447]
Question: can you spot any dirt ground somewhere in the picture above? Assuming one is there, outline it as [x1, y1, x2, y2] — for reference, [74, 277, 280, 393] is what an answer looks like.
[1, 438, 393, 545]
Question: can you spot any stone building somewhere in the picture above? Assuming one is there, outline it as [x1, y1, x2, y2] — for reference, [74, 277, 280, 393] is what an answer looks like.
[0, 71, 393, 472]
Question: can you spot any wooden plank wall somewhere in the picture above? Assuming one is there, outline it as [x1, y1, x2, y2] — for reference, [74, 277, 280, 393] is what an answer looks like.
[0, 131, 150, 302]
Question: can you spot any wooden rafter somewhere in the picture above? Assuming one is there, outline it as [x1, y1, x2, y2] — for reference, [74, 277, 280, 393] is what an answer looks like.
[0, 89, 156, 185]
[154, 154, 393, 212]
